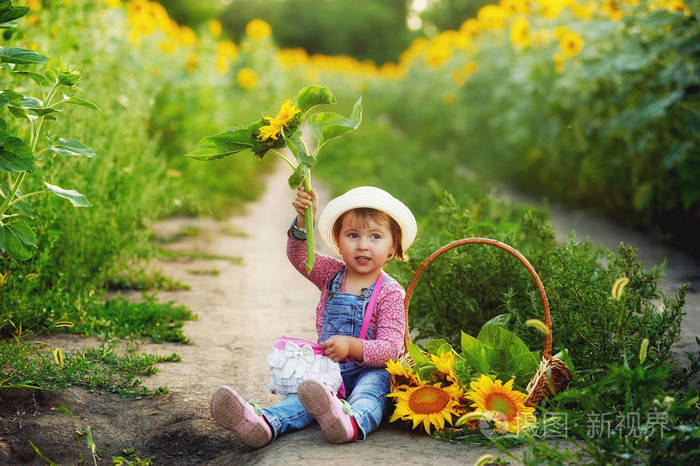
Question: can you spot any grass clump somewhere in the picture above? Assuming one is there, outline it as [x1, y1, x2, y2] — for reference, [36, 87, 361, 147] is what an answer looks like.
[187, 269, 220, 276]
[0, 339, 178, 398]
[155, 247, 243, 264]
[64, 294, 196, 344]
[106, 268, 190, 292]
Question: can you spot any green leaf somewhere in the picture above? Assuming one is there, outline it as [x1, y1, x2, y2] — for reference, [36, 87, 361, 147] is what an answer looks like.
[185, 127, 254, 160]
[27, 440, 57, 466]
[44, 182, 91, 207]
[482, 313, 511, 329]
[476, 324, 501, 349]
[285, 131, 314, 166]
[460, 331, 490, 374]
[417, 365, 438, 380]
[7, 105, 28, 120]
[505, 351, 540, 380]
[28, 106, 59, 117]
[12, 70, 50, 86]
[307, 97, 362, 151]
[0, 89, 22, 106]
[58, 95, 98, 110]
[86, 426, 96, 459]
[406, 342, 431, 366]
[54, 405, 74, 417]
[0, 186, 32, 216]
[296, 85, 336, 113]
[0, 130, 33, 172]
[0, 47, 48, 64]
[0, 20, 19, 30]
[0, 6, 29, 25]
[424, 339, 453, 356]
[287, 163, 309, 189]
[48, 138, 95, 158]
[19, 95, 42, 108]
[0, 219, 37, 260]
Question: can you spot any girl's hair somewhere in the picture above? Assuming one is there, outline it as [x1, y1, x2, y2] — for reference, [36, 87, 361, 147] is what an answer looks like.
[332, 208, 407, 261]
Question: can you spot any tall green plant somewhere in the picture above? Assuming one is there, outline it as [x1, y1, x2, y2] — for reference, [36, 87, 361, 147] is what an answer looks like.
[0, 0, 96, 261]
[186, 85, 362, 274]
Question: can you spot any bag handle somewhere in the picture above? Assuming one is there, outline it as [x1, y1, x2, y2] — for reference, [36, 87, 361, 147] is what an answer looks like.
[403, 238, 552, 360]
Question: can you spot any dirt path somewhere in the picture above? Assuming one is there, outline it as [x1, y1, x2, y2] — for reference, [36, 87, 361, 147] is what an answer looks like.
[2, 162, 520, 465]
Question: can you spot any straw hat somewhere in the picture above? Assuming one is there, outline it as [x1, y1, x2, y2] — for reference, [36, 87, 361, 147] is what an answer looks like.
[317, 186, 417, 256]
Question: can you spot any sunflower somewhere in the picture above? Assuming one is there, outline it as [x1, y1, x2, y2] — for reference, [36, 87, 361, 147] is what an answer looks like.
[236, 68, 258, 90]
[430, 351, 459, 384]
[274, 99, 301, 127]
[257, 99, 301, 142]
[388, 381, 464, 434]
[385, 358, 420, 388]
[560, 31, 583, 58]
[509, 17, 531, 49]
[245, 19, 272, 40]
[257, 121, 282, 141]
[465, 374, 536, 434]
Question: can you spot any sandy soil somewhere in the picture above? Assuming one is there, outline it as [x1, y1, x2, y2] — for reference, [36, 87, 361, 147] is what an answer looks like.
[1, 164, 523, 465]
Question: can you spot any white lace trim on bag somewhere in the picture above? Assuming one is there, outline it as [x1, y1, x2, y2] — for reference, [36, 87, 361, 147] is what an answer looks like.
[267, 341, 342, 396]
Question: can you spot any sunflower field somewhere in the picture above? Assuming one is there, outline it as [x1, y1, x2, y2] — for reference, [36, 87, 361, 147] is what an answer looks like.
[1, 0, 698, 464]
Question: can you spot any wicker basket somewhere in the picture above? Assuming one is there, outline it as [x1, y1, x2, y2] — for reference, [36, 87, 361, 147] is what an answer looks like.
[397, 237, 572, 407]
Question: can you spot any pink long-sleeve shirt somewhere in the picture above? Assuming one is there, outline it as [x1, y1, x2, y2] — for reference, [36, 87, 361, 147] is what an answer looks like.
[287, 237, 406, 367]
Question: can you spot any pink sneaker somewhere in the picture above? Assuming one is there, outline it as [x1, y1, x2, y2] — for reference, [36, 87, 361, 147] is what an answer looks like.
[210, 385, 272, 448]
[298, 378, 356, 443]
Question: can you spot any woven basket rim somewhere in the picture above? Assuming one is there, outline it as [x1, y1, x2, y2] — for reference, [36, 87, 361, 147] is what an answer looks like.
[402, 237, 553, 360]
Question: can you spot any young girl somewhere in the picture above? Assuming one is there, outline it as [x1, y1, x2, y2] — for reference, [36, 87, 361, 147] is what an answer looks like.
[210, 185, 417, 447]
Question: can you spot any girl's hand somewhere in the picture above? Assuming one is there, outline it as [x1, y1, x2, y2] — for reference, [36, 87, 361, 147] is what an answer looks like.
[292, 186, 318, 228]
[320, 335, 362, 362]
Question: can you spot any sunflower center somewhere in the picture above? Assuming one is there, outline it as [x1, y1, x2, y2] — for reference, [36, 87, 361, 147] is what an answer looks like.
[408, 387, 450, 414]
[485, 393, 517, 420]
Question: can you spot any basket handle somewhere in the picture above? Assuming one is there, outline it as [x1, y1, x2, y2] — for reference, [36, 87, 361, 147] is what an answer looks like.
[403, 237, 552, 360]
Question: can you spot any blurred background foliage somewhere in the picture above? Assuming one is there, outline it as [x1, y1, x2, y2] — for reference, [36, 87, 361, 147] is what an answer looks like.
[161, 0, 418, 64]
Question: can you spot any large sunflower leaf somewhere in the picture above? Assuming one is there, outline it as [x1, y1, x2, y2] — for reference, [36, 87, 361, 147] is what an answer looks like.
[307, 96, 362, 151]
[58, 95, 98, 110]
[44, 182, 91, 207]
[0, 5, 29, 25]
[0, 219, 36, 260]
[48, 138, 95, 158]
[0, 47, 48, 65]
[185, 127, 254, 160]
[296, 85, 336, 113]
[0, 130, 33, 172]
[285, 131, 314, 167]
[460, 331, 490, 374]
[505, 351, 540, 382]
[424, 339, 453, 356]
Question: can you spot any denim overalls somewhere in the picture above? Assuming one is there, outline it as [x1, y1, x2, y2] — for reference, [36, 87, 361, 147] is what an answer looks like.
[262, 266, 392, 442]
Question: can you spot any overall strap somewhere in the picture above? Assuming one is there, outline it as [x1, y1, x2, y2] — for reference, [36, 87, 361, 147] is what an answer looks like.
[358, 273, 386, 340]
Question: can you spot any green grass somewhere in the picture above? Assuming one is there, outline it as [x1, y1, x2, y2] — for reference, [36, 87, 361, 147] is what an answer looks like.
[0, 339, 179, 398]
[106, 269, 191, 292]
[61, 294, 196, 343]
[155, 247, 244, 264]
[150, 225, 202, 244]
[187, 269, 220, 275]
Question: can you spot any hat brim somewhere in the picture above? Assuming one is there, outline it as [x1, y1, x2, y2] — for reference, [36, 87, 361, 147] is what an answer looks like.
[317, 186, 417, 256]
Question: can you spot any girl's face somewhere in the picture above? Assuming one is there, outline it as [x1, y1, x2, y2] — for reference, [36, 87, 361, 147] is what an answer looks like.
[337, 211, 396, 280]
